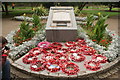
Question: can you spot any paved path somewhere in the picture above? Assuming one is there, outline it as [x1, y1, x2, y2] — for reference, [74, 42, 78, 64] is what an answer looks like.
[106, 15, 119, 35]
[2, 15, 119, 37]
[2, 18, 21, 36]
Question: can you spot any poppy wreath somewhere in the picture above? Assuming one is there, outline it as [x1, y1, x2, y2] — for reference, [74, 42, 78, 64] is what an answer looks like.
[22, 54, 37, 64]
[55, 48, 68, 54]
[76, 38, 87, 45]
[51, 42, 63, 50]
[41, 49, 49, 54]
[60, 62, 79, 75]
[42, 53, 55, 61]
[45, 61, 61, 72]
[55, 53, 69, 63]
[37, 41, 50, 48]
[68, 47, 79, 53]
[30, 60, 46, 72]
[70, 53, 85, 62]
[65, 41, 76, 47]
[29, 47, 41, 55]
[82, 46, 96, 56]
[43, 46, 53, 53]
[84, 60, 101, 71]
[92, 54, 107, 63]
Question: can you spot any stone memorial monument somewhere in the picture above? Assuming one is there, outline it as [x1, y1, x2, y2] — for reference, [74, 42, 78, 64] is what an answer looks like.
[46, 7, 77, 42]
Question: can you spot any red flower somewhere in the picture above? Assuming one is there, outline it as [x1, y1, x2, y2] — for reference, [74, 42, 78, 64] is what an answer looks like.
[106, 42, 108, 44]
[109, 41, 112, 43]
[112, 34, 115, 36]
[101, 40, 106, 42]
[18, 30, 20, 32]
[15, 43, 19, 46]
[92, 40, 97, 42]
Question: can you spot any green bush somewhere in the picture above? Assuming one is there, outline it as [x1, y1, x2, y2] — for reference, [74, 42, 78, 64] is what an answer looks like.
[92, 15, 108, 43]
[33, 5, 48, 16]
[74, 6, 80, 16]
[81, 14, 112, 47]
[13, 14, 42, 46]
[32, 14, 42, 28]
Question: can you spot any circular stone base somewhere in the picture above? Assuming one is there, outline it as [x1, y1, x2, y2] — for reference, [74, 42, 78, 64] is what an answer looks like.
[10, 56, 120, 79]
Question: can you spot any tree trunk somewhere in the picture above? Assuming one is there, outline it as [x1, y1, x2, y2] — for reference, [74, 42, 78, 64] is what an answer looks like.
[2, 5, 5, 12]
[78, 2, 87, 11]
[109, 4, 112, 11]
[4, 2, 8, 15]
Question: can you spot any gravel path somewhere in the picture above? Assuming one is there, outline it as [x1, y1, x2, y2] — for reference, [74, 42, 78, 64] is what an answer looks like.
[2, 15, 120, 79]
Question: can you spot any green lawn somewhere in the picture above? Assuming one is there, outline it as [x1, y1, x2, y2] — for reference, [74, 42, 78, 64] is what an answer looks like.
[84, 6, 120, 11]
[8, 6, 32, 10]
[81, 10, 119, 17]
[2, 6, 120, 18]
[2, 10, 34, 18]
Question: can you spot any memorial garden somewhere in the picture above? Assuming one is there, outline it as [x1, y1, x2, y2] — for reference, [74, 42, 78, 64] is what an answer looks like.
[2, 2, 120, 79]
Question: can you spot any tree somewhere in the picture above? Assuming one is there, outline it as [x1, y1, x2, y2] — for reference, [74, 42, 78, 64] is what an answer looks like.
[2, 2, 9, 15]
[100, 2, 119, 11]
[53, 2, 88, 11]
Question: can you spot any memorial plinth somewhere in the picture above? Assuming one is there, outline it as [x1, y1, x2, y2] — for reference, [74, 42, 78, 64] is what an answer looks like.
[46, 7, 77, 42]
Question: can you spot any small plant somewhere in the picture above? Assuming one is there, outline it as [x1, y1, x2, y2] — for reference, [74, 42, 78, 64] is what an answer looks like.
[81, 13, 112, 47]
[13, 14, 43, 46]
[92, 15, 108, 43]
[13, 21, 35, 46]
[32, 14, 42, 30]
[74, 6, 80, 16]
[33, 5, 48, 16]
[85, 14, 96, 29]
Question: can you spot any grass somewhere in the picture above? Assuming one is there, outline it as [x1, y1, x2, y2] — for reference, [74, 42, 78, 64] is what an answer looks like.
[8, 6, 32, 10]
[2, 6, 120, 18]
[84, 6, 120, 11]
[2, 10, 34, 18]
[81, 10, 119, 17]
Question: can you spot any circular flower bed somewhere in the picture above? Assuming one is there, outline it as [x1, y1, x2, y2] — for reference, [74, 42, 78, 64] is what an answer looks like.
[20, 40, 109, 75]
[5, 14, 120, 77]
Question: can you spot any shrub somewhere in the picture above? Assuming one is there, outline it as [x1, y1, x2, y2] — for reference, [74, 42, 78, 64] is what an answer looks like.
[33, 5, 48, 16]
[81, 14, 112, 47]
[13, 14, 42, 46]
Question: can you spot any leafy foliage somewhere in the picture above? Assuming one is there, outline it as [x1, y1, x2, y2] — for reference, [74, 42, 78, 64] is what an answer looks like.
[33, 5, 48, 16]
[32, 14, 41, 28]
[92, 15, 108, 42]
[13, 14, 42, 46]
[74, 6, 80, 16]
[81, 14, 112, 47]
